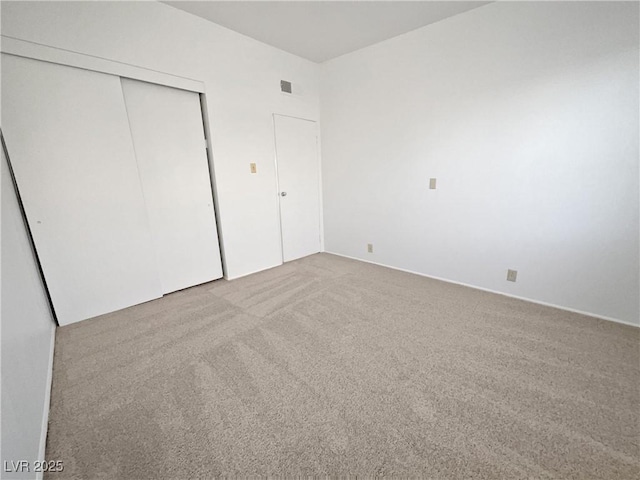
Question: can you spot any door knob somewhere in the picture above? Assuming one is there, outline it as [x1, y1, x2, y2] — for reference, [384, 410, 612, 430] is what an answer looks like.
[281, 192, 287, 197]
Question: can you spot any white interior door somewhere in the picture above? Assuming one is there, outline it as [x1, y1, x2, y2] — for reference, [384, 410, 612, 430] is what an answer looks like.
[121, 78, 223, 293]
[274, 114, 321, 262]
[1, 54, 163, 325]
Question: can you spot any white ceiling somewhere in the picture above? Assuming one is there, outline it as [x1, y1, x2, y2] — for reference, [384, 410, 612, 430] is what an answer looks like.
[163, 1, 491, 63]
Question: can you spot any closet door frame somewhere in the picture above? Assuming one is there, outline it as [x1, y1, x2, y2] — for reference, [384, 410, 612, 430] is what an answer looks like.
[1, 36, 205, 93]
[1, 40, 228, 315]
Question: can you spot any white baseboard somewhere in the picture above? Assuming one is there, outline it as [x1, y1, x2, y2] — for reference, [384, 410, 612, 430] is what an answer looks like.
[36, 325, 56, 480]
[325, 251, 639, 328]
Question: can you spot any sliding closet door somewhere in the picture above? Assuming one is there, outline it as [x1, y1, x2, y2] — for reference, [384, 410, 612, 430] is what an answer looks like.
[1, 54, 163, 326]
[121, 79, 222, 294]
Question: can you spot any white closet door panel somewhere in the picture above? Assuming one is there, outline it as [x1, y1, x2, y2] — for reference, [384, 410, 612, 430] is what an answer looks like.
[121, 78, 222, 293]
[1, 54, 163, 325]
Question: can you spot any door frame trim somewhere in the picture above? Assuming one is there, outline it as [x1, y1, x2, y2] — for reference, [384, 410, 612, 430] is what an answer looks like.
[1, 35, 205, 93]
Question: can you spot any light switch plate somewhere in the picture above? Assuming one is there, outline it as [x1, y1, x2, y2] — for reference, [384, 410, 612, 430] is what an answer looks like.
[250, 163, 257, 174]
[429, 178, 437, 189]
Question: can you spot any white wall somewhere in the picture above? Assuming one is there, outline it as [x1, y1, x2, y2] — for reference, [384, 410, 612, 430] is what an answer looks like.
[321, 1, 639, 325]
[0, 0, 318, 471]
[1, 0, 320, 279]
[1, 147, 56, 479]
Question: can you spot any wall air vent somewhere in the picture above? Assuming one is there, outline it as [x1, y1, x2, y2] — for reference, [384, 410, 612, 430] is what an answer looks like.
[280, 80, 292, 94]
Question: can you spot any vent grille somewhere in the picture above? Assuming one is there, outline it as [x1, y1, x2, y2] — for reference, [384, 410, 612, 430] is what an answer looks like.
[280, 80, 292, 94]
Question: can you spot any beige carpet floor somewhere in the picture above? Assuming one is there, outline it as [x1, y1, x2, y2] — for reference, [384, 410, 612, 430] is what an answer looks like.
[46, 253, 639, 479]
